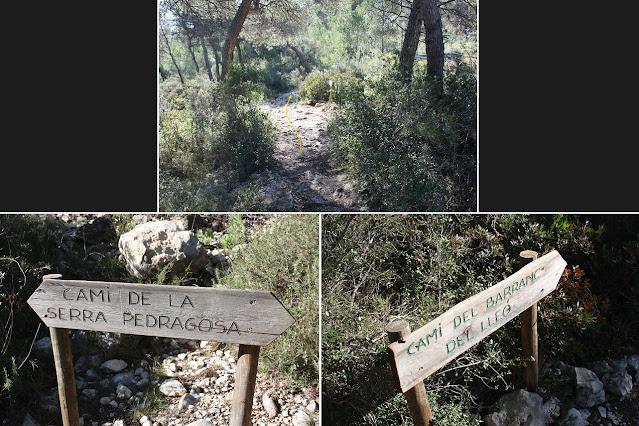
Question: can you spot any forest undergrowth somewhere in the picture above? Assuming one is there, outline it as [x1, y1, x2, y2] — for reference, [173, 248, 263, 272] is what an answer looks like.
[322, 214, 639, 425]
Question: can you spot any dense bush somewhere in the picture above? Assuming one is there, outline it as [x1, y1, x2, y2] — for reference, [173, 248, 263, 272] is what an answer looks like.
[224, 102, 276, 181]
[327, 64, 477, 211]
[322, 214, 639, 425]
[159, 78, 276, 211]
[215, 215, 319, 385]
[297, 70, 364, 104]
[0, 215, 129, 423]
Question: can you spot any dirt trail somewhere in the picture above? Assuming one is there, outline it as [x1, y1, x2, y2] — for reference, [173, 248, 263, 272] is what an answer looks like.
[254, 90, 364, 212]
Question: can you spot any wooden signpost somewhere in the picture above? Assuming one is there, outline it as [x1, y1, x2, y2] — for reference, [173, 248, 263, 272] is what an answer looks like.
[28, 277, 295, 426]
[387, 250, 567, 424]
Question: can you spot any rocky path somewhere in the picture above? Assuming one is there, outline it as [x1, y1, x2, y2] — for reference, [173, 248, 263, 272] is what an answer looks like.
[143, 340, 319, 426]
[32, 338, 318, 426]
[254, 91, 364, 212]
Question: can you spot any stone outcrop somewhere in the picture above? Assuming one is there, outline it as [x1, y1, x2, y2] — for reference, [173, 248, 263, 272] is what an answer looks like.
[118, 220, 209, 279]
[573, 367, 606, 408]
[483, 389, 552, 426]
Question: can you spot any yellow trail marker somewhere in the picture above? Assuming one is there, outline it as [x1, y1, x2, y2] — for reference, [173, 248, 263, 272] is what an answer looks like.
[286, 95, 303, 154]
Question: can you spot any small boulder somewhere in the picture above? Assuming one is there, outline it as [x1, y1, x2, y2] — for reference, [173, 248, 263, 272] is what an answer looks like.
[591, 360, 614, 377]
[574, 367, 606, 407]
[88, 354, 103, 368]
[85, 368, 102, 381]
[22, 413, 41, 426]
[597, 406, 607, 418]
[112, 372, 136, 387]
[608, 357, 628, 372]
[483, 389, 550, 426]
[81, 388, 98, 399]
[116, 384, 132, 399]
[563, 408, 588, 426]
[74, 356, 88, 375]
[118, 220, 209, 279]
[262, 389, 279, 419]
[178, 393, 199, 410]
[543, 397, 561, 422]
[602, 371, 633, 396]
[100, 359, 127, 373]
[292, 410, 314, 426]
[33, 337, 52, 355]
[626, 354, 639, 374]
[159, 378, 187, 397]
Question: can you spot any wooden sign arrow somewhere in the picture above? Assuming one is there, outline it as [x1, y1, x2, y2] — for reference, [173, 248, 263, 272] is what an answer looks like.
[27, 279, 295, 346]
[388, 250, 567, 392]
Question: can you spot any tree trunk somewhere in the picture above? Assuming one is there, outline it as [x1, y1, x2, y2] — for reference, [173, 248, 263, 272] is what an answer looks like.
[422, 0, 444, 79]
[200, 37, 214, 81]
[208, 38, 221, 81]
[236, 41, 243, 65]
[187, 38, 200, 73]
[220, 0, 253, 80]
[160, 24, 185, 85]
[398, 0, 423, 81]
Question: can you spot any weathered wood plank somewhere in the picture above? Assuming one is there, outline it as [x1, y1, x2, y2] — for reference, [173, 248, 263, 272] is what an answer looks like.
[27, 279, 294, 346]
[388, 250, 566, 392]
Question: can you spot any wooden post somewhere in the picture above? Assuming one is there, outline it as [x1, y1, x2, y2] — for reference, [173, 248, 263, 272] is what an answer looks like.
[519, 250, 539, 391]
[230, 344, 261, 426]
[44, 274, 80, 426]
[387, 320, 433, 426]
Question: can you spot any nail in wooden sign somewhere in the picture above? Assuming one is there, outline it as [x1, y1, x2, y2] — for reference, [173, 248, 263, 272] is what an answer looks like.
[28, 279, 295, 346]
[388, 250, 567, 392]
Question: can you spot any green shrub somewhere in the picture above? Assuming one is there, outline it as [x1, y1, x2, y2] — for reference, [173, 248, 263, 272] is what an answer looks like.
[219, 214, 247, 249]
[216, 215, 319, 386]
[327, 65, 476, 211]
[297, 70, 364, 104]
[159, 76, 277, 210]
[223, 102, 276, 181]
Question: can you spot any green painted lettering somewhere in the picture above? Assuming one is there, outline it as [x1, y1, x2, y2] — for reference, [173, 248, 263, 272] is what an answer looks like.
[454, 315, 462, 328]
[486, 296, 494, 309]
[425, 328, 438, 345]
[417, 338, 427, 349]
[407, 341, 417, 355]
